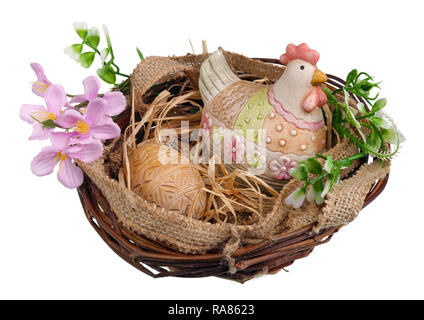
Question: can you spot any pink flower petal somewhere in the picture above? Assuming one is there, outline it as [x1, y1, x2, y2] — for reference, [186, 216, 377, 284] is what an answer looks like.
[269, 159, 281, 172]
[45, 84, 67, 116]
[31, 146, 58, 176]
[83, 76, 101, 101]
[90, 122, 121, 140]
[103, 91, 126, 116]
[29, 123, 51, 140]
[32, 83, 49, 97]
[20, 104, 46, 124]
[50, 132, 71, 150]
[30, 63, 50, 97]
[30, 63, 50, 83]
[55, 109, 83, 128]
[69, 95, 87, 104]
[84, 98, 106, 125]
[57, 158, 84, 189]
[68, 139, 103, 163]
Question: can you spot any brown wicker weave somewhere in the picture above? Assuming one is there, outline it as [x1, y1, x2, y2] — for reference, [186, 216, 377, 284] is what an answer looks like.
[76, 57, 389, 282]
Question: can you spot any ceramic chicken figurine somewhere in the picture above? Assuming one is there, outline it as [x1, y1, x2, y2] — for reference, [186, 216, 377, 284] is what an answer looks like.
[199, 43, 328, 180]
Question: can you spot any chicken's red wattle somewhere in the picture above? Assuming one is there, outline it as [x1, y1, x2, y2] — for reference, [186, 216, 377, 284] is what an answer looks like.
[302, 86, 327, 112]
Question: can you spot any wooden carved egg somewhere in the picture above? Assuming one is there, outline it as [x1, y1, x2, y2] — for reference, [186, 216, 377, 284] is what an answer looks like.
[126, 143, 206, 219]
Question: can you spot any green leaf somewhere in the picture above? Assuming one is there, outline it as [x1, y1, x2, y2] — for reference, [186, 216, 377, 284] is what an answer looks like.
[340, 159, 353, 169]
[324, 155, 335, 174]
[332, 105, 343, 129]
[346, 69, 358, 86]
[100, 48, 110, 63]
[321, 168, 340, 198]
[97, 64, 116, 84]
[321, 178, 332, 198]
[366, 130, 381, 151]
[315, 194, 324, 205]
[72, 44, 83, 54]
[86, 27, 100, 49]
[343, 89, 361, 131]
[64, 44, 83, 61]
[289, 164, 308, 181]
[136, 47, 144, 60]
[300, 157, 322, 175]
[284, 187, 306, 208]
[42, 119, 56, 129]
[312, 179, 324, 193]
[73, 22, 88, 40]
[79, 52, 96, 68]
[323, 87, 337, 105]
[381, 128, 397, 144]
[372, 116, 391, 129]
[371, 98, 387, 113]
[359, 79, 373, 92]
[357, 102, 367, 114]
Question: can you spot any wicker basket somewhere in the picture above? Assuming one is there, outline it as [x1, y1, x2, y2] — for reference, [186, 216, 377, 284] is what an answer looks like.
[76, 54, 389, 282]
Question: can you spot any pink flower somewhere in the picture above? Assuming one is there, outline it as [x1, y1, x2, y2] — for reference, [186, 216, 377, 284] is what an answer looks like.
[20, 84, 70, 140]
[31, 133, 103, 188]
[59, 98, 121, 141]
[269, 156, 297, 180]
[201, 111, 212, 135]
[30, 63, 51, 97]
[69, 76, 126, 116]
[224, 135, 245, 164]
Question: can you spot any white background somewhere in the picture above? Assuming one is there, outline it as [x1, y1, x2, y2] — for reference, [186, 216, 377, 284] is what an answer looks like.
[1, 0, 423, 299]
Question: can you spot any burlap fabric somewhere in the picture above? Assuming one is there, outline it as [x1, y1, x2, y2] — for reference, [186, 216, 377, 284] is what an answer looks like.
[77, 52, 390, 254]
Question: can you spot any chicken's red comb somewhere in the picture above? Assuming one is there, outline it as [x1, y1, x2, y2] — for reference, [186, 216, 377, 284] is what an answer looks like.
[279, 43, 320, 65]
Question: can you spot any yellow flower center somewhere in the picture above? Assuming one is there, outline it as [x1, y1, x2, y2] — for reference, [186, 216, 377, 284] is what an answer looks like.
[75, 120, 90, 134]
[31, 110, 57, 122]
[55, 151, 67, 162]
[54, 152, 67, 171]
[32, 81, 50, 94]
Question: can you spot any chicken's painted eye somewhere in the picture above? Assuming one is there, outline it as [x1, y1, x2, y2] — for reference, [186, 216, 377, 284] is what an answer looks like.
[300, 65, 305, 70]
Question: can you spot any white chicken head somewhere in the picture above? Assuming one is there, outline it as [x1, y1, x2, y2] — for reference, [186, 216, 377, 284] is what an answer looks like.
[275, 43, 328, 115]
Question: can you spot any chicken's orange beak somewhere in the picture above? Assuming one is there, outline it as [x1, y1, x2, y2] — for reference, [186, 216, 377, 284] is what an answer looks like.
[311, 69, 328, 86]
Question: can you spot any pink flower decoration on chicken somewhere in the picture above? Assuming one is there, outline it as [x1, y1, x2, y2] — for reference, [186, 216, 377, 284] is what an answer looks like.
[31, 133, 103, 188]
[269, 156, 297, 180]
[224, 135, 245, 164]
[20, 84, 72, 140]
[201, 111, 212, 136]
[69, 76, 126, 117]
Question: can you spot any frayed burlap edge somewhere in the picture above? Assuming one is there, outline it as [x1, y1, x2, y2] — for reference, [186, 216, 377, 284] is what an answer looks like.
[313, 160, 391, 233]
[131, 56, 193, 112]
